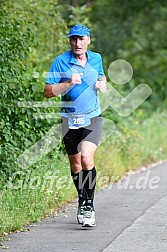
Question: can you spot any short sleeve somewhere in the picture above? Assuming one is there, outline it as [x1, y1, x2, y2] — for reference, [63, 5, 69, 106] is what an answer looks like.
[45, 58, 62, 84]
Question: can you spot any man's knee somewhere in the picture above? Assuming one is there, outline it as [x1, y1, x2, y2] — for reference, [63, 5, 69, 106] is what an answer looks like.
[69, 154, 82, 173]
[81, 155, 94, 170]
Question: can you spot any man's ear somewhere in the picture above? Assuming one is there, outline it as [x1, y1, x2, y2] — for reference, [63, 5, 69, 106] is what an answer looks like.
[87, 36, 91, 44]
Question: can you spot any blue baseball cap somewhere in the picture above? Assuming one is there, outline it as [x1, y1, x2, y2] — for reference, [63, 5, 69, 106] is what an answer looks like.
[68, 24, 90, 37]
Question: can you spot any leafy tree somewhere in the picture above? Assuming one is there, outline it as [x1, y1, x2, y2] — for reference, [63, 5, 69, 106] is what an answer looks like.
[90, 0, 167, 110]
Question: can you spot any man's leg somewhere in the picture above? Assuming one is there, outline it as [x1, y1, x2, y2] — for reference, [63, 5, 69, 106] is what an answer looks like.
[68, 143, 97, 226]
[79, 116, 102, 227]
[78, 140, 97, 227]
[62, 117, 84, 204]
[68, 153, 86, 224]
[68, 153, 86, 205]
[81, 141, 97, 208]
[69, 139, 97, 207]
[62, 116, 102, 226]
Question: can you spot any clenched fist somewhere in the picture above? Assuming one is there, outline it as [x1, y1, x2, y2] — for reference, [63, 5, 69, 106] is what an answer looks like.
[95, 80, 107, 93]
[70, 73, 82, 86]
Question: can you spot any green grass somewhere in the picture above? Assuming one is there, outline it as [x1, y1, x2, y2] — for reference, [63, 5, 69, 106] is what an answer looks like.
[95, 110, 167, 179]
[0, 153, 76, 235]
[0, 111, 167, 236]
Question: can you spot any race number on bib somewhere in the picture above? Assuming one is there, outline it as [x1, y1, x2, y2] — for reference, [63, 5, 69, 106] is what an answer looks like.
[68, 114, 91, 129]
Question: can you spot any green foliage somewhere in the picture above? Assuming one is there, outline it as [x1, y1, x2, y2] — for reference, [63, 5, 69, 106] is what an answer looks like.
[57, 1, 95, 48]
[90, 0, 167, 111]
[0, 1, 34, 181]
[96, 111, 167, 181]
[124, 3, 167, 109]
[0, 0, 68, 183]
[58, 2, 92, 27]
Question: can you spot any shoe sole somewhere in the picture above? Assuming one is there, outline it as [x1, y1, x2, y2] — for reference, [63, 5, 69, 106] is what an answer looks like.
[82, 222, 96, 227]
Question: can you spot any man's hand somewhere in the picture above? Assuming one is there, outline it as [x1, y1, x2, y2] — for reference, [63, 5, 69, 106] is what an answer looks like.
[70, 73, 82, 86]
[95, 80, 107, 93]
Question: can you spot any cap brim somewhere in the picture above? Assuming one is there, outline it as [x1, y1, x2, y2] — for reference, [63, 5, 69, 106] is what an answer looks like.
[68, 33, 89, 37]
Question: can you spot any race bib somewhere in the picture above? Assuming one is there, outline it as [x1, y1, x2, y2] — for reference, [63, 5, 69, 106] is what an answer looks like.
[68, 114, 91, 129]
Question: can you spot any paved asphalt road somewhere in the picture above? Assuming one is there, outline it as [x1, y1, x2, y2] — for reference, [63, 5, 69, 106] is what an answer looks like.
[1, 161, 167, 252]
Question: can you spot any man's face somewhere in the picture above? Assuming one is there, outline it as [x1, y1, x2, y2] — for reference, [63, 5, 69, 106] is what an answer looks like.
[69, 36, 90, 56]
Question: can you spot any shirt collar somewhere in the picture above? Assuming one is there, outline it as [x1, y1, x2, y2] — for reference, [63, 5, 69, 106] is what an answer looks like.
[70, 50, 91, 65]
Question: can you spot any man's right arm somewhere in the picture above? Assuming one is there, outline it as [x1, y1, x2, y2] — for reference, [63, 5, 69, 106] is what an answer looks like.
[44, 73, 82, 99]
[44, 81, 71, 98]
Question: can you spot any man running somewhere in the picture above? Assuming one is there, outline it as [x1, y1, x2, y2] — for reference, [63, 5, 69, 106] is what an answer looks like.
[44, 24, 106, 227]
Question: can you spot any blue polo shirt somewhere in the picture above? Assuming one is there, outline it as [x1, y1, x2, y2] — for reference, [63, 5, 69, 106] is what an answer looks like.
[46, 50, 105, 118]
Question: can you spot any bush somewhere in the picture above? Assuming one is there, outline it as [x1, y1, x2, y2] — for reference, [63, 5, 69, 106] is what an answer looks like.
[0, 0, 68, 183]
